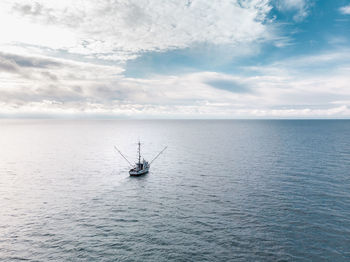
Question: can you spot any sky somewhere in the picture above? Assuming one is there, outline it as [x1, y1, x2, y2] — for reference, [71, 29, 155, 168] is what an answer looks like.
[0, 0, 350, 118]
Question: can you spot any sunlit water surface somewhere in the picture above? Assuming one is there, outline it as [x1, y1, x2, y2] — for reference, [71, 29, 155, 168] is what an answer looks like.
[0, 120, 349, 261]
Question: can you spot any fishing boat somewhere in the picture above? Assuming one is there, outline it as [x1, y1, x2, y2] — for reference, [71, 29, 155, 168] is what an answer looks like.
[114, 142, 167, 176]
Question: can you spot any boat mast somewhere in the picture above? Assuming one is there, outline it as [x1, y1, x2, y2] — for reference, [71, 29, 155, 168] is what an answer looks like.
[138, 141, 141, 165]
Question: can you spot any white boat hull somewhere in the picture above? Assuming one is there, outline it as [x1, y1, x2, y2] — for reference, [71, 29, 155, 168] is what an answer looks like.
[129, 167, 149, 176]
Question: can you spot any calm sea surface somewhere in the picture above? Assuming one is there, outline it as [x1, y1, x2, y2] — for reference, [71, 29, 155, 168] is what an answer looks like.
[0, 120, 349, 261]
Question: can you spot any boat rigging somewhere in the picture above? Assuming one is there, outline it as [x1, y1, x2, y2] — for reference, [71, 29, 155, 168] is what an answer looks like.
[114, 142, 167, 176]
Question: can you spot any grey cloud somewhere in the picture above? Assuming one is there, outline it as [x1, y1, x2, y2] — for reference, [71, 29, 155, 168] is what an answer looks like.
[72, 86, 82, 93]
[206, 79, 252, 93]
[41, 71, 58, 81]
[0, 57, 20, 73]
[12, 2, 85, 28]
[0, 52, 61, 68]
[0, 84, 84, 104]
[12, 2, 43, 16]
[278, 92, 350, 105]
[35, 84, 85, 102]
[0, 52, 63, 80]
[0, 51, 126, 106]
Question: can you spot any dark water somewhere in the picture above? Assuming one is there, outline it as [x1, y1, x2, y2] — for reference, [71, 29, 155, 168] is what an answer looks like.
[0, 120, 350, 261]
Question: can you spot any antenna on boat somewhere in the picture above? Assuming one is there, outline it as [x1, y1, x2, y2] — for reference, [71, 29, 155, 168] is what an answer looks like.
[150, 146, 168, 165]
[114, 145, 133, 167]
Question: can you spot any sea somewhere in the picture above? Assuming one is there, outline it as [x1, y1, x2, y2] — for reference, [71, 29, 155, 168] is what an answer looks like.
[0, 119, 349, 261]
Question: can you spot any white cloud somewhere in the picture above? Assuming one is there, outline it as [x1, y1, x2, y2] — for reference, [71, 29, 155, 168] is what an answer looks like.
[0, 0, 274, 61]
[0, 0, 350, 118]
[1, 50, 350, 118]
[275, 0, 311, 21]
[0, 51, 124, 105]
[340, 4, 350, 15]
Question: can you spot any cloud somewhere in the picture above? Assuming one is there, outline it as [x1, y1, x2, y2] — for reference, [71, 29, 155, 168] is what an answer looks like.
[275, 0, 311, 21]
[0, 52, 61, 69]
[1, 50, 350, 118]
[1, 1, 350, 118]
[0, 51, 58, 78]
[0, 53, 257, 116]
[0, 52, 124, 104]
[1, 0, 274, 61]
[205, 79, 252, 93]
[340, 5, 350, 15]
[240, 49, 350, 110]
[12, 2, 43, 16]
[0, 56, 21, 74]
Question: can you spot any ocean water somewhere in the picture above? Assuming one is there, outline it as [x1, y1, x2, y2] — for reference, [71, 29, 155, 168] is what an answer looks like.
[0, 119, 349, 261]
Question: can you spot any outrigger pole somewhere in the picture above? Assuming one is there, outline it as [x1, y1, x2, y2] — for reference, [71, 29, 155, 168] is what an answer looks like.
[114, 146, 133, 167]
[150, 146, 168, 165]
